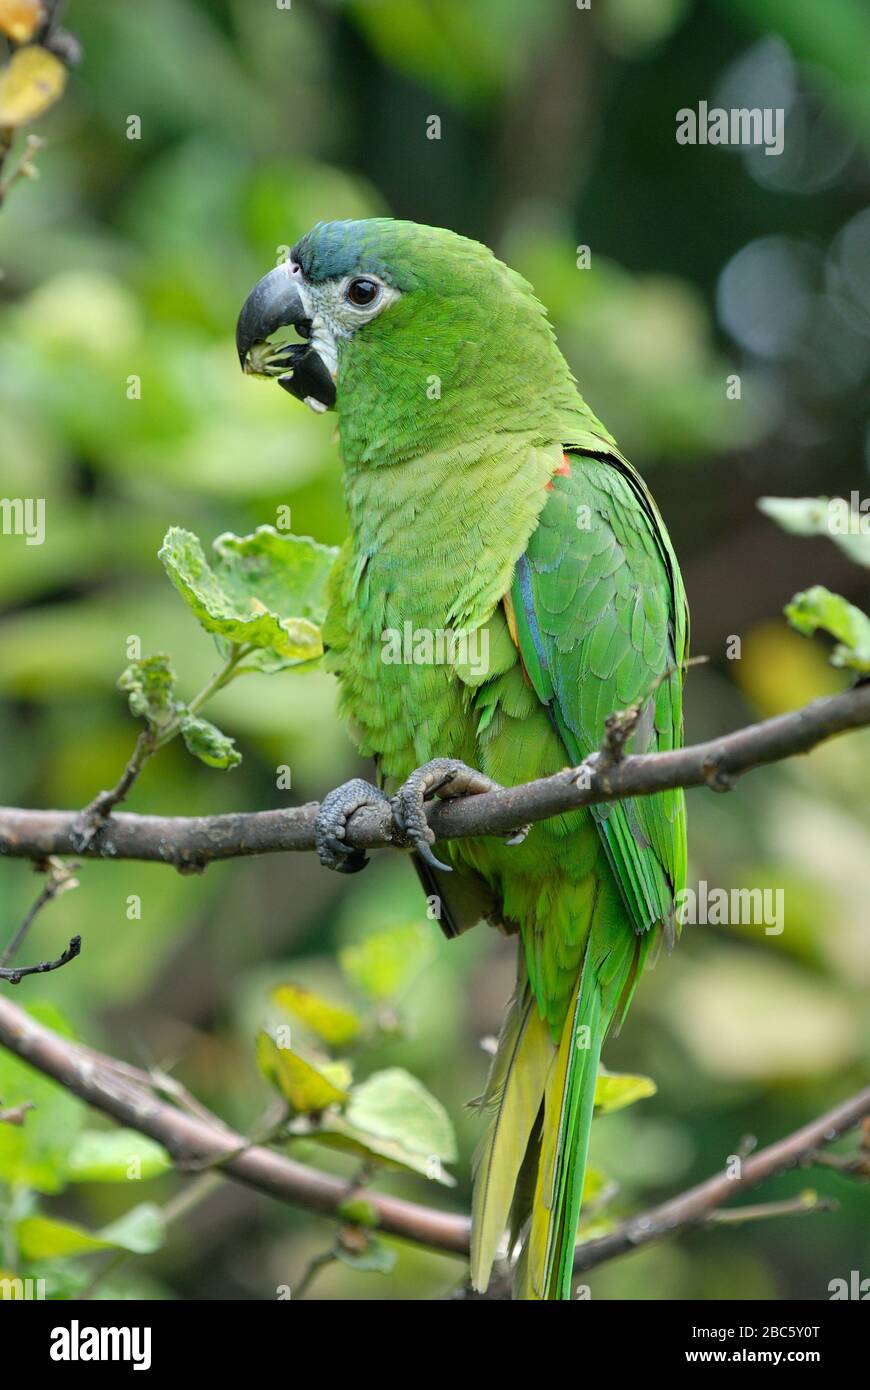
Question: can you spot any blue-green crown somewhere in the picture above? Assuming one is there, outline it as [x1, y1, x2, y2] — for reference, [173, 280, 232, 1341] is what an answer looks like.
[292, 219, 399, 286]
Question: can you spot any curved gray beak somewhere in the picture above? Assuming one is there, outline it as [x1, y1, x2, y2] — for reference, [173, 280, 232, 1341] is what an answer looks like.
[236, 263, 337, 410]
[235, 263, 308, 367]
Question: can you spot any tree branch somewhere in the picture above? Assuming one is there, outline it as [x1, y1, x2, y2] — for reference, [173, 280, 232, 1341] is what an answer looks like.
[0, 989, 470, 1256]
[0, 988, 865, 1280]
[570, 1084, 870, 1276]
[1, 683, 868, 870]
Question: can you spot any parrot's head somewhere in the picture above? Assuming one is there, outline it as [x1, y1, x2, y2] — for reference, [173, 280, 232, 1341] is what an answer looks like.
[236, 218, 574, 460]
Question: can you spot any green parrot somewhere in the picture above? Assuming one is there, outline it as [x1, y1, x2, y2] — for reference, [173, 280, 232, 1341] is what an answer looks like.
[236, 219, 688, 1300]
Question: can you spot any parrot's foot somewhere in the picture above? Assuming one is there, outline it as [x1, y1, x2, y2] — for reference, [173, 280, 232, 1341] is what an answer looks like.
[392, 758, 506, 873]
[314, 778, 391, 874]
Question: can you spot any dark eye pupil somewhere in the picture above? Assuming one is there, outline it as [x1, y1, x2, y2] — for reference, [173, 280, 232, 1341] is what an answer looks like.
[348, 278, 378, 306]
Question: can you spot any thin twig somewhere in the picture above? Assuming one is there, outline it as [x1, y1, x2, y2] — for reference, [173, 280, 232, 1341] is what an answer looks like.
[0, 935, 81, 983]
[0, 126, 16, 206]
[704, 1192, 838, 1225]
[803, 1148, 870, 1178]
[0, 1100, 35, 1126]
[294, 1248, 338, 1299]
[82, 1170, 224, 1301]
[72, 727, 158, 851]
[71, 645, 252, 852]
[0, 857, 80, 969]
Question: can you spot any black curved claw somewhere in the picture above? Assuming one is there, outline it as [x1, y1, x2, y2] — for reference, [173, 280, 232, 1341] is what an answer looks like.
[320, 833, 370, 875]
[392, 758, 507, 874]
[414, 839, 453, 874]
[314, 779, 390, 874]
[391, 797, 446, 866]
[393, 796, 452, 872]
[391, 786, 449, 869]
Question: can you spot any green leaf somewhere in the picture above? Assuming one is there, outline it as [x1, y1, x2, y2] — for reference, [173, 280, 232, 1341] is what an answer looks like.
[256, 1032, 349, 1113]
[759, 496, 870, 568]
[98, 1203, 166, 1255]
[17, 1215, 113, 1260]
[16, 1204, 164, 1261]
[0, 1004, 83, 1194]
[337, 1197, 379, 1228]
[298, 1067, 457, 1185]
[158, 525, 336, 670]
[296, 1114, 457, 1186]
[339, 923, 436, 1002]
[335, 1235, 397, 1275]
[212, 527, 337, 625]
[576, 1166, 619, 1241]
[273, 983, 362, 1049]
[117, 653, 177, 727]
[576, 1212, 617, 1243]
[0, 1268, 30, 1298]
[759, 495, 841, 536]
[179, 712, 242, 769]
[581, 1166, 613, 1203]
[287, 1068, 457, 1184]
[785, 586, 870, 673]
[345, 1069, 456, 1162]
[594, 1068, 657, 1115]
[65, 1130, 172, 1183]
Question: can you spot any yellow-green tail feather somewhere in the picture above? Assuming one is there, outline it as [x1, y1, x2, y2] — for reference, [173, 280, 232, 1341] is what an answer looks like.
[516, 951, 603, 1299]
[470, 970, 553, 1292]
[472, 929, 648, 1300]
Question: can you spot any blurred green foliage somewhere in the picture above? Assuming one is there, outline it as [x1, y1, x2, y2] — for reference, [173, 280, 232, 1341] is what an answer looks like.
[0, 0, 868, 1300]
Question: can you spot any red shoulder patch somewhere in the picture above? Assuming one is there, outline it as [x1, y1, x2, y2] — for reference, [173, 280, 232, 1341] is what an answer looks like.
[545, 453, 572, 491]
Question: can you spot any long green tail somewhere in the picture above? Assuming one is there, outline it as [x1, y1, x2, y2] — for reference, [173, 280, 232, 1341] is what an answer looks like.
[471, 934, 645, 1300]
[523, 956, 602, 1300]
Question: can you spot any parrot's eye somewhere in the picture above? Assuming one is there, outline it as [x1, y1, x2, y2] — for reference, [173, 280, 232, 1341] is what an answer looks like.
[346, 277, 380, 308]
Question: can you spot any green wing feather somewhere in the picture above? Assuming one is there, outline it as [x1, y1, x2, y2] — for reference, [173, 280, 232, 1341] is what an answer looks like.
[504, 447, 688, 1298]
[463, 445, 689, 1299]
[512, 449, 689, 948]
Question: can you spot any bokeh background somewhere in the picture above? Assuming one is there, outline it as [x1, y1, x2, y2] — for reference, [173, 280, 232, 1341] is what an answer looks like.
[0, 0, 868, 1300]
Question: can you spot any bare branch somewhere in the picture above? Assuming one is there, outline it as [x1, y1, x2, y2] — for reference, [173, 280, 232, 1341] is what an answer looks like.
[0, 857, 80, 970]
[1, 683, 868, 871]
[571, 1085, 870, 1276]
[0, 989, 865, 1280]
[0, 935, 81, 983]
[703, 1191, 838, 1225]
[0, 990, 470, 1255]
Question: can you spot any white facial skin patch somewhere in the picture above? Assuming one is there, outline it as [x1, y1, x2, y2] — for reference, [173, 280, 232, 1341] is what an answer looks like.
[297, 273, 400, 412]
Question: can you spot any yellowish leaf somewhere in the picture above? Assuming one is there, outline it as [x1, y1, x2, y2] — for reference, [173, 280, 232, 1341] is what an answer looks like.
[0, 45, 66, 128]
[0, 0, 43, 45]
[16, 1215, 112, 1260]
[256, 1032, 348, 1113]
[594, 1068, 657, 1114]
[273, 983, 362, 1048]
